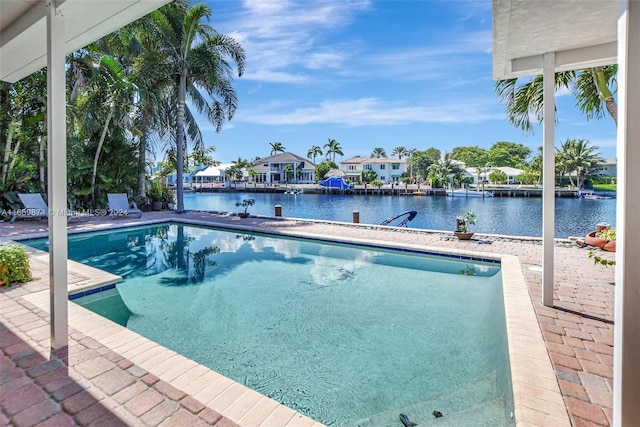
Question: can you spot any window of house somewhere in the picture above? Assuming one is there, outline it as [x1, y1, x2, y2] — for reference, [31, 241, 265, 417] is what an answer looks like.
[380, 164, 386, 170]
[392, 164, 400, 170]
[364, 164, 372, 170]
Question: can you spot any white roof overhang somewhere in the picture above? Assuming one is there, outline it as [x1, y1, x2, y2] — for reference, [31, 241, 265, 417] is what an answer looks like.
[0, 0, 172, 83]
[492, 0, 619, 79]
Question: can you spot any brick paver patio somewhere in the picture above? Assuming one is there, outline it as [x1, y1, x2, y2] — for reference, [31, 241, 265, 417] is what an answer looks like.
[1, 211, 615, 426]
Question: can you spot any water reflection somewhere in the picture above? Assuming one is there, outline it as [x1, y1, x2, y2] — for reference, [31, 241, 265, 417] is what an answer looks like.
[50, 224, 310, 286]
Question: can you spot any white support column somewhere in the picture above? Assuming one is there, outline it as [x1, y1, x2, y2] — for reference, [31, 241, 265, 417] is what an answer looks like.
[614, 1, 640, 425]
[46, 0, 68, 351]
[541, 52, 556, 307]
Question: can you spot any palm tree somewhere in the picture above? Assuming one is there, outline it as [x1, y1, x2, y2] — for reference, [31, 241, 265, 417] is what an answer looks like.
[283, 164, 294, 182]
[324, 138, 343, 162]
[269, 141, 285, 155]
[556, 138, 604, 189]
[232, 157, 250, 169]
[153, 1, 245, 213]
[371, 147, 387, 158]
[87, 56, 136, 205]
[248, 169, 257, 183]
[307, 145, 323, 164]
[429, 153, 465, 188]
[67, 49, 138, 205]
[93, 20, 176, 199]
[224, 165, 242, 188]
[495, 65, 617, 132]
[391, 146, 408, 159]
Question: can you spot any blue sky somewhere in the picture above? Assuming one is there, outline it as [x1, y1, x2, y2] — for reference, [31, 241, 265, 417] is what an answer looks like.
[192, 0, 617, 163]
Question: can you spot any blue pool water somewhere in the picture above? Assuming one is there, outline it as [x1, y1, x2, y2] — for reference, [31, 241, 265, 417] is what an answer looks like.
[183, 192, 616, 238]
[26, 223, 514, 426]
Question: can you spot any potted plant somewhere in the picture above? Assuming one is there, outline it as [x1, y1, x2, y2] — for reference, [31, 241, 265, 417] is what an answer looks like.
[455, 211, 476, 240]
[235, 199, 255, 218]
[160, 184, 175, 210]
[588, 227, 616, 266]
[585, 227, 616, 251]
[599, 227, 616, 252]
[147, 181, 174, 211]
[148, 181, 164, 211]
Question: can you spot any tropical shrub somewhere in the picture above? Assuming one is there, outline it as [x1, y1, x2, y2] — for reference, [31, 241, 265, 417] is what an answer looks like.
[0, 243, 33, 286]
[489, 170, 508, 184]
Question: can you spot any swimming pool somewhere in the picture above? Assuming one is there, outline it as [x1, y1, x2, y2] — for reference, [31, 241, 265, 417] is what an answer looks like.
[27, 223, 514, 426]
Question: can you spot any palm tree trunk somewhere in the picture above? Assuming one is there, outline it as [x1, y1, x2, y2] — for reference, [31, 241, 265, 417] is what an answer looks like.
[591, 67, 618, 126]
[1, 121, 15, 183]
[39, 136, 45, 193]
[138, 135, 147, 197]
[91, 108, 114, 206]
[8, 140, 20, 176]
[175, 73, 186, 213]
[604, 97, 617, 126]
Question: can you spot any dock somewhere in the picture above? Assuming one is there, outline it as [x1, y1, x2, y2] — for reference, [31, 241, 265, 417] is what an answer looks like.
[191, 183, 582, 198]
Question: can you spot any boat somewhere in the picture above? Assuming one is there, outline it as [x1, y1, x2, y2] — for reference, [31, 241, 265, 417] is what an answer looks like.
[582, 193, 612, 200]
[284, 188, 303, 195]
[446, 189, 493, 198]
[319, 177, 353, 190]
[380, 211, 418, 227]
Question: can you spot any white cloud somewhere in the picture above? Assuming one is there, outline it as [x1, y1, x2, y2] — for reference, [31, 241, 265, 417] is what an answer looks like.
[305, 51, 345, 69]
[243, 69, 310, 83]
[236, 97, 504, 126]
[214, 0, 492, 86]
[216, 0, 371, 83]
[589, 137, 617, 148]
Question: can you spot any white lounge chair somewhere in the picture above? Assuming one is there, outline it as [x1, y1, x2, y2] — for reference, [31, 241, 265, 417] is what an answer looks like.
[11, 193, 83, 223]
[107, 193, 142, 219]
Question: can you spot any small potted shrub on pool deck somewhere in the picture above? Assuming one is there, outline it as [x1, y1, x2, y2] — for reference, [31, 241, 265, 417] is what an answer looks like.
[455, 211, 476, 240]
[148, 181, 164, 211]
[235, 199, 255, 218]
[0, 243, 34, 287]
[148, 181, 175, 211]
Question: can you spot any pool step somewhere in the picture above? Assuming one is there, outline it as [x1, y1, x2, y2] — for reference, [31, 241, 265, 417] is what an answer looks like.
[353, 372, 509, 427]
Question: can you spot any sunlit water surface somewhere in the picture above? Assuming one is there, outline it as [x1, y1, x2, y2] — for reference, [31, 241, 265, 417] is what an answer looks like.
[27, 223, 514, 426]
[184, 191, 616, 238]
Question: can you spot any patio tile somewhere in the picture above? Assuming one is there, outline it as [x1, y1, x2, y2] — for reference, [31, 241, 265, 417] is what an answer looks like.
[156, 409, 209, 427]
[124, 388, 164, 417]
[0, 383, 46, 416]
[91, 367, 136, 396]
[180, 395, 206, 414]
[565, 396, 609, 426]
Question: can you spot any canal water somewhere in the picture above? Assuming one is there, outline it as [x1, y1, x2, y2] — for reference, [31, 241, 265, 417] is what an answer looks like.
[183, 192, 616, 238]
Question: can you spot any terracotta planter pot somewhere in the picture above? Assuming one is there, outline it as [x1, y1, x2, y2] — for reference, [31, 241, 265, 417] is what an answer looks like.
[454, 231, 474, 240]
[603, 240, 616, 252]
[585, 231, 606, 248]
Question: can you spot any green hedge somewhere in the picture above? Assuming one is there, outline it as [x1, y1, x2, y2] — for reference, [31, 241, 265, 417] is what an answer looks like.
[0, 243, 33, 286]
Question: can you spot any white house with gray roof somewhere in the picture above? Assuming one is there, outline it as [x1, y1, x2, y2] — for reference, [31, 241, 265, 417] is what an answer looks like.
[339, 156, 407, 183]
[251, 152, 316, 184]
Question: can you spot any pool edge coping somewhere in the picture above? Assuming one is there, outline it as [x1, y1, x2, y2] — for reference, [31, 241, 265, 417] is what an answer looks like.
[18, 219, 570, 427]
